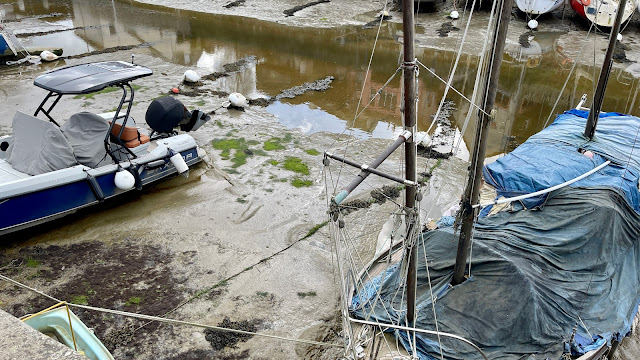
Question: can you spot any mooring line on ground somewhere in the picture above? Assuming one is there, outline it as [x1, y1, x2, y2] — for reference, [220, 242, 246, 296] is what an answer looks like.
[0, 273, 341, 348]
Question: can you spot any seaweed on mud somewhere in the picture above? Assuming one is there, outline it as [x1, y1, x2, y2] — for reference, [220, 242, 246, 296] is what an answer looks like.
[204, 317, 263, 350]
[417, 144, 452, 159]
[276, 76, 334, 100]
[339, 185, 402, 215]
[223, 0, 246, 9]
[3, 241, 189, 353]
[437, 22, 459, 37]
[518, 31, 536, 48]
[201, 56, 257, 82]
[248, 98, 274, 107]
[613, 40, 633, 63]
[284, 0, 331, 17]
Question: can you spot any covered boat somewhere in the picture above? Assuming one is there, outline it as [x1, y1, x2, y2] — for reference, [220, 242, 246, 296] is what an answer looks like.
[351, 110, 640, 359]
[0, 61, 211, 235]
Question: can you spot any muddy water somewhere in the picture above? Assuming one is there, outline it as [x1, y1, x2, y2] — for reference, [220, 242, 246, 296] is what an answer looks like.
[3, 0, 640, 158]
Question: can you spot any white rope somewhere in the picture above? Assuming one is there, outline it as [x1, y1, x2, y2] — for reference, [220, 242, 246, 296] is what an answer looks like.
[348, 317, 490, 360]
[0, 273, 341, 348]
[473, 160, 611, 209]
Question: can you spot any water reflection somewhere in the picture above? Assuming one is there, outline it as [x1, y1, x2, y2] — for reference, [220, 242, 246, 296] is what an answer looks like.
[1, 0, 640, 157]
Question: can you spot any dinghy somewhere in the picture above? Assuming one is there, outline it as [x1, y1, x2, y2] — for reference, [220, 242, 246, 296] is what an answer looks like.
[570, 0, 637, 27]
[0, 61, 211, 235]
[22, 305, 114, 360]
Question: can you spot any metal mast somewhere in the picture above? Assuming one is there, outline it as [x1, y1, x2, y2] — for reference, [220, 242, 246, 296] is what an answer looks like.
[584, 0, 628, 139]
[452, 0, 513, 286]
[401, 0, 418, 331]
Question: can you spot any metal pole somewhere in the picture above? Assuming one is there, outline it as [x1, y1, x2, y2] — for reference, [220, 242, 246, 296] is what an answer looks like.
[452, 0, 513, 286]
[401, 0, 418, 335]
[584, 0, 628, 139]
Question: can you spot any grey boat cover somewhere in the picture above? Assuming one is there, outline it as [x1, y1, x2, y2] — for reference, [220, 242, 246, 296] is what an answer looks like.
[61, 112, 110, 167]
[6, 111, 77, 175]
[352, 112, 640, 359]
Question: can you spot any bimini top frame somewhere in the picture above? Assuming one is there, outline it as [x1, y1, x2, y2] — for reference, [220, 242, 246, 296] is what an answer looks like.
[31, 61, 153, 161]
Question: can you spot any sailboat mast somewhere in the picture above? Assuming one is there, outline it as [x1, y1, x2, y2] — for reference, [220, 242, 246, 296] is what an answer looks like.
[401, 0, 418, 328]
[452, 0, 513, 286]
[584, 0, 628, 139]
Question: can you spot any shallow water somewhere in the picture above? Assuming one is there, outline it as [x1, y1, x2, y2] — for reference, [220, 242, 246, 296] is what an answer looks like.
[2, 0, 639, 157]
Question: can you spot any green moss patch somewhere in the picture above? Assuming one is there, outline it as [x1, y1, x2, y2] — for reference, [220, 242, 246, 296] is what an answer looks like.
[291, 178, 312, 188]
[212, 138, 266, 168]
[263, 133, 293, 151]
[71, 295, 89, 305]
[304, 149, 320, 156]
[125, 296, 143, 306]
[283, 157, 309, 175]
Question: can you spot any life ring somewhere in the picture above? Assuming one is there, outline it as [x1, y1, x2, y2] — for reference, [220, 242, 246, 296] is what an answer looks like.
[579, 0, 591, 5]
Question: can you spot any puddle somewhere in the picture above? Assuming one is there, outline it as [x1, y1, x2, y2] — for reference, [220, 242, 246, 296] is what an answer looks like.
[2, 1, 640, 157]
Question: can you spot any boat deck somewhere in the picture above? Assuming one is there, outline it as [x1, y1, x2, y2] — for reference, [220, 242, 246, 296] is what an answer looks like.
[0, 159, 29, 184]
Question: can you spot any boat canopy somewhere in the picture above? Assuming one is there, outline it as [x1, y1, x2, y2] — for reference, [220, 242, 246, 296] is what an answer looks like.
[352, 112, 640, 359]
[34, 61, 152, 94]
[483, 110, 640, 213]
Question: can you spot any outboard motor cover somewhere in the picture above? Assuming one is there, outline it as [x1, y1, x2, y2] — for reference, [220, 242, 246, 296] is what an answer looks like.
[145, 96, 190, 133]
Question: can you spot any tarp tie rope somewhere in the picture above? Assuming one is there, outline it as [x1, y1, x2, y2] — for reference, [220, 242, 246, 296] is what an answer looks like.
[473, 160, 611, 209]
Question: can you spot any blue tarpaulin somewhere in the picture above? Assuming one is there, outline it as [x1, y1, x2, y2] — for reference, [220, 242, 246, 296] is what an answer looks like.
[351, 112, 640, 359]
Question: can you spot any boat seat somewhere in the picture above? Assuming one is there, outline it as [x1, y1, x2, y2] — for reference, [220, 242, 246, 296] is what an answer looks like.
[61, 112, 112, 168]
[108, 117, 150, 148]
[5, 111, 77, 176]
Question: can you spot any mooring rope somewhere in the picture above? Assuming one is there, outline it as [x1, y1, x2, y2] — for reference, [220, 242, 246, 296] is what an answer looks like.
[0, 273, 341, 348]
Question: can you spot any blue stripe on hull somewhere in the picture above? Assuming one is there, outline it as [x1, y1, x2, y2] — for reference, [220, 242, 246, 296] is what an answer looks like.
[0, 148, 201, 233]
[0, 180, 98, 230]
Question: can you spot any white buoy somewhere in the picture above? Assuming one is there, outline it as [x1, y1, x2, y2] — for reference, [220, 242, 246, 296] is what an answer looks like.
[114, 169, 135, 190]
[527, 19, 538, 30]
[450, 10, 459, 20]
[228, 92, 247, 107]
[617, 33, 623, 41]
[39, 50, 58, 62]
[183, 70, 200, 83]
[169, 151, 189, 178]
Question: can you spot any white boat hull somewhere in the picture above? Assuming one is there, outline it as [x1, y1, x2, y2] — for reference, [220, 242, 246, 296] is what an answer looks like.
[516, 0, 565, 15]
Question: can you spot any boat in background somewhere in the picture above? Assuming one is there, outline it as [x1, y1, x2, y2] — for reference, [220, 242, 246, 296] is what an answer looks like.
[0, 24, 21, 59]
[22, 304, 114, 360]
[516, 0, 565, 15]
[1, 24, 63, 65]
[570, 0, 637, 27]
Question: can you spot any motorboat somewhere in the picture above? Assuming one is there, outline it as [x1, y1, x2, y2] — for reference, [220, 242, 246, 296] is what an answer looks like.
[0, 60, 210, 235]
[570, 0, 637, 27]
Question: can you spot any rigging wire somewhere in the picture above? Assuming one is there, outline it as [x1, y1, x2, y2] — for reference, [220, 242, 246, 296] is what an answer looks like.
[419, 0, 479, 141]
[327, 0, 392, 196]
[542, 12, 597, 128]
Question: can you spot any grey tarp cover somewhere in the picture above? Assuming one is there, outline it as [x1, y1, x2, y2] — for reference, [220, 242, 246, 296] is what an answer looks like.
[352, 187, 640, 359]
[6, 111, 76, 175]
[61, 112, 110, 167]
[352, 112, 640, 359]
